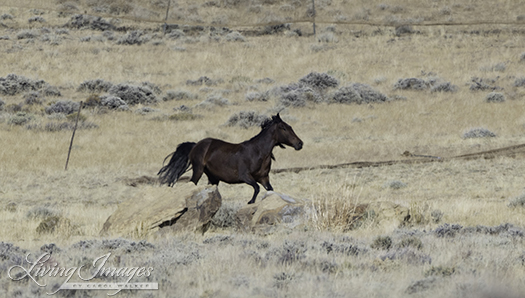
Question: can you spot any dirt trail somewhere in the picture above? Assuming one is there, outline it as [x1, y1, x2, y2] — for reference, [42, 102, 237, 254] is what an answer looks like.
[271, 143, 525, 174]
[129, 143, 525, 185]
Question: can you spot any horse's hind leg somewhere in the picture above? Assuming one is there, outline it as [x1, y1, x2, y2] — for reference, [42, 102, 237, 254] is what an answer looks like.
[258, 176, 273, 191]
[190, 162, 204, 185]
[204, 169, 220, 185]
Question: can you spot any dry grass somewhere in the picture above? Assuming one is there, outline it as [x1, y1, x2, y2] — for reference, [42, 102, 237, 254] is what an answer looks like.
[1, 1, 525, 297]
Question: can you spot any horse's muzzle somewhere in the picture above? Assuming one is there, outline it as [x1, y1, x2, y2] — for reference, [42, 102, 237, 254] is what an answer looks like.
[294, 141, 303, 150]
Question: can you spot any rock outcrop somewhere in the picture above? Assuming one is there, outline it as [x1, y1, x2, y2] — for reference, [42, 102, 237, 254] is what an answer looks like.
[101, 184, 221, 237]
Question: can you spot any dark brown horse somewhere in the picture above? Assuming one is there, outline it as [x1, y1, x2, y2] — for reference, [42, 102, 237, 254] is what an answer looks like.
[158, 114, 303, 204]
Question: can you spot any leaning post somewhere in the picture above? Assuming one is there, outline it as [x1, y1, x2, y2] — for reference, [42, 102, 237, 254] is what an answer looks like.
[65, 101, 83, 171]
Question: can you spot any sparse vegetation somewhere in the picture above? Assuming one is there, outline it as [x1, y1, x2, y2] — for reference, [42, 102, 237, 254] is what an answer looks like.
[45, 100, 80, 115]
[2, 1, 525, 297]
[485, 92, 506, 103]
[508, 193, 525, 208]
[162, 90, 198, 101]
[226, 110, 269, 128]
[333, 83, 389, 104]
[78, 79, 114, 93]
[462, 127, 497, 139]
[108, 83, 158, 105]
[371, 235, 393, 250]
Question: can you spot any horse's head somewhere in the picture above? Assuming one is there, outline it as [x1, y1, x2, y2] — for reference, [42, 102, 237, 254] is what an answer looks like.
[271, 114, 303, 150]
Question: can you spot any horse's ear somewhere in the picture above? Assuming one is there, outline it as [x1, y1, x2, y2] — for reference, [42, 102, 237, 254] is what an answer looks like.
[273, 113, 282, 121]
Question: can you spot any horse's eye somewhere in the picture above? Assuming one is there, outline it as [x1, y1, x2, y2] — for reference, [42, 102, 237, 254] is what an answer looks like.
[281, 126, 287, 131]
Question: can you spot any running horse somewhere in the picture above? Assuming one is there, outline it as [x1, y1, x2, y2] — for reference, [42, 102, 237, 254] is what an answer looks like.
[157, 114, 303, 204]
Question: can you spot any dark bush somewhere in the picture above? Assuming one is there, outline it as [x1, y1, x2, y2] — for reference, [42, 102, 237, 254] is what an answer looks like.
[197, 95, 229, 108]
[45, 100, 80, 115]
[168, 112, 200, 121]
[108, 83, 158, 105]
[397, 236, 423, 250]
[135, 107, 159, 115]
[162, 90, 198, 101]
[274, 240, 307, 265]
[425, 266, 455, 277]
[509, 194, 525, 208]
[469, 77, 501, 91]
[36, 216, 61, 234]
[28, 16, 45, 23]
[78, 79, 114, 93]
[140, 81, 162, 95]
[245, 91, 269, 102]
[99, 239, 155, 253]
[332, 85, 361, 104]
[84, 94, 101, 107]
[186, 76, 223, 86]
[0, 74, 48, 96]
[0, 13, 14, 20]
[462, 127, 496, 139]
[434, 223, 463, 237]
[24, 92, 44, 105]
[321, 241, 366, 256]
[485, 92, 505, 103]
[298, 72, 339, 91]
[100, 95, 128, 110]
[117, 30, 149, 45]
[0, 242, 27, 271]
[8, 112, 34, 126]
[40, 243, 61, 254]
[395, 25, 414, 36]
[514, 77, 525, 87]
[42, 85, 61, 97]
[211, 201, 244, 228]
[277, 83, 322, 107]
[16, 29, 39, 40]
[406, 277, 437, 294]
[333, 83, 389, 104]
[26, 206, 59, 219]
[256, 78, 275, 84]
[226, 110, 269, 129]
[431, 209, 443, 223]
[431, 82, 458, 93]
[224, 31, 245, 42]
[262, 24, 290, 35]
[393, 78, 428, 90]
[380, 247, 432, 265]
[65, 14, 115, 31]
[371, 236, 392, 250]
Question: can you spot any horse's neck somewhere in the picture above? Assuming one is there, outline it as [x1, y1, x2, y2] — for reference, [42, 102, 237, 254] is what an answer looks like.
[246, 127, 277, 155]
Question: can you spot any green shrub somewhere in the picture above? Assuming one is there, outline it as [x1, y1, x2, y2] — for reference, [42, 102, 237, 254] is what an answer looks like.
[397, 236, 423, 250]
[508, 194, 525, 208]
[425, 265, 455, 277]
[371, 236, 392, 250]
[8, 112, 34, 126]
[168, 112, 200, 121]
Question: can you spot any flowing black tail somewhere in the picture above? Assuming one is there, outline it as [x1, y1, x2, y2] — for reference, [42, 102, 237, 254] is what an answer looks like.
[157, 142, 196, 187]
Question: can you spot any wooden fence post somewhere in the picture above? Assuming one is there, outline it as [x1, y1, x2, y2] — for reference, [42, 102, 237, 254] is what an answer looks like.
[65, 101, 83, 171]
[163, 0, 171, 35]
[312, 0, 316, 36]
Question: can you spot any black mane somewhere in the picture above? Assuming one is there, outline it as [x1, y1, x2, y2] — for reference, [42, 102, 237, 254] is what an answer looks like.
[260, 114, 282, 131]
